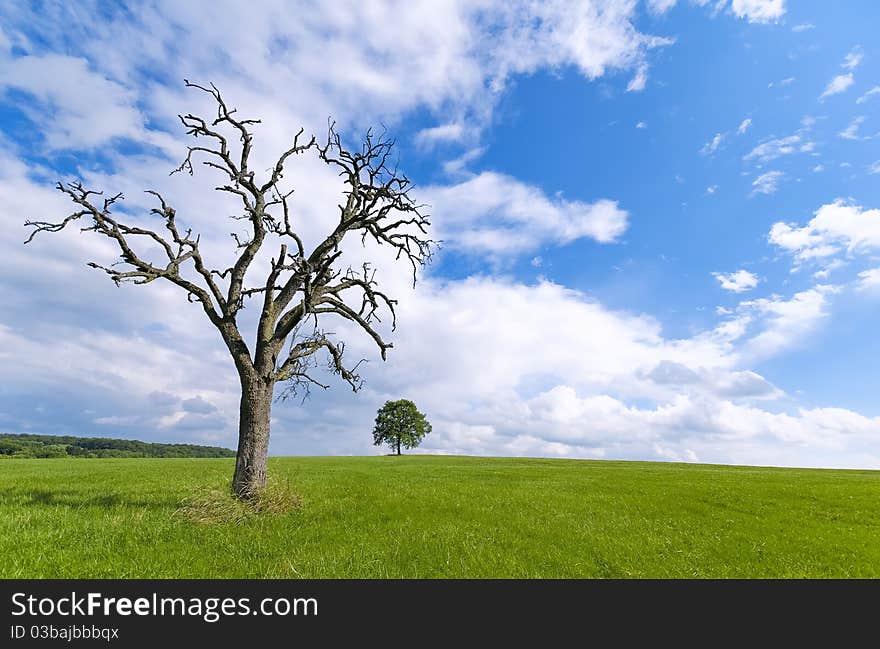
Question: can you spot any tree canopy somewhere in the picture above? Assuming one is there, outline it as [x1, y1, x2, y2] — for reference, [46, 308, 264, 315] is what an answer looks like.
[0, 434, 235, 459]
[372, 399, 432, 455]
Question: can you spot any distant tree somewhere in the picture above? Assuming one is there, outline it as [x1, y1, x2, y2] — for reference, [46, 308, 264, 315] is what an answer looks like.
[372, 399, 431, 455]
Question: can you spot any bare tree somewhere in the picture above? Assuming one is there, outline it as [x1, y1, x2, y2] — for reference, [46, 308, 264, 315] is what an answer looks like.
[24, 81, 433, 500]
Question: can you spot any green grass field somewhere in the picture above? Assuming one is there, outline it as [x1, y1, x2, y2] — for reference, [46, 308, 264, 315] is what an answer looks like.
[1, 456, 878, 578]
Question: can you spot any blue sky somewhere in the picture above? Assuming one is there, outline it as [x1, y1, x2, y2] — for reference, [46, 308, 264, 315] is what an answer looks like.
[1, 0, 879, 467]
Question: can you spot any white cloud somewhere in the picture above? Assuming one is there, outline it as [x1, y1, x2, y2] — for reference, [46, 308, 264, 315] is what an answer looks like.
[736, 286, 839, 359]
[636, 120, 648, 129]
[647, 0, 679, 14]
[627, 64, 649, 92]
[839, 116, 866, 140]
[842, 46, 864, 70]
[791, 23, 814, 32]
[751, 170, 784, 195]
[768, 76, 795, 88]
[728, 0, 786, 23]
[441, 147, 485, 176]
[812, 164, 824, 173]
[737, 118, 752, 135]
[0, 54, 146, 150]
[857, 268, 880, 290]
[414, 123, 465, 147]
[700, 132, 726, 155]
[4, 162, 872, 466]
[869, 161, 880, 175]
[812, 260, 843, 280]
[713, 270, 760, 293]
[422, 171, 629, 256]
[856, 87, 880, 105]
[706, 184, 718, 195]
[744, 134, 813, 163]
[820, 73, 854, 101]
[2, 1, 879, 471]
[769, 200, 880, 264]
[0, 1, 678, 148]
[643, 0, 788, 25]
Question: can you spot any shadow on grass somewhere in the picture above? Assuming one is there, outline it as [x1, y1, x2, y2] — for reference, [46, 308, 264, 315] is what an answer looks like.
[0, 487, 177, 509]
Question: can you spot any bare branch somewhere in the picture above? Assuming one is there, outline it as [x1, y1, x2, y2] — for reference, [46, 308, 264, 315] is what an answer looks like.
[275, 323, 365, 399]
[23, 81, 433, 405]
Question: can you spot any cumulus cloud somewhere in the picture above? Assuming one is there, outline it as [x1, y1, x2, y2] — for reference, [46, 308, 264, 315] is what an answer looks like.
[1, 0, 878, 470]
[713, 270, 760, 293]
[728, 0, 786, 23]
[769, 200, 880, 263]
[422, 171, 629, 256]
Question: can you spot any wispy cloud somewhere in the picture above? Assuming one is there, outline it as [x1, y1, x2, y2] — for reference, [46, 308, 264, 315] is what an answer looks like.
[839, 116, 866, 140]
[414, 123, 465, 148]
[627, 64, 649, 92]
[857, 268, 880, 290]
[744, 135, 813, 163]
[820, 73, 854, 101]
[856, 87, 880, 105]
[700, 132, 726, 155]
[842, 46, 864, 70]
[751, 170, 784, 195]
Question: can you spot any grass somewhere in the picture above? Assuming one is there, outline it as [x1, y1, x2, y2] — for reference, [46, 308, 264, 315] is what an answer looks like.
[0, 455, 878, 578]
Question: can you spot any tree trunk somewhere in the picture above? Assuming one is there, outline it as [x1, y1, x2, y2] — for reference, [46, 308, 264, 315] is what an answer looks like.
[396, 438, 401, 455]
[232, 373, 273, 500]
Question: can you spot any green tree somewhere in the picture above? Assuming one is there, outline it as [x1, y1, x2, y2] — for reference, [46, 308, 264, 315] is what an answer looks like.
[372, 400, 432, 455]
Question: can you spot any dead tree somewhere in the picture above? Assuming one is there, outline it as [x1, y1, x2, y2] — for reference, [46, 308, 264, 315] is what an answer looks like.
[24, 81, 432, 500]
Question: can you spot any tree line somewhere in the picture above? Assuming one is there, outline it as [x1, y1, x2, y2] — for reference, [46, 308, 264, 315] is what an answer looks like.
[0, 434, 235, 459]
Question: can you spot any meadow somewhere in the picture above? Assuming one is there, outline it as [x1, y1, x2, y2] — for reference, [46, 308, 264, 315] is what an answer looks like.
[1, 455, 878, 578]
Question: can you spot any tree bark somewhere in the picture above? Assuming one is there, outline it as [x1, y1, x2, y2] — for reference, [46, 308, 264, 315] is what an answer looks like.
[232, 373, 273, 499]
[396, 438, 401, 455]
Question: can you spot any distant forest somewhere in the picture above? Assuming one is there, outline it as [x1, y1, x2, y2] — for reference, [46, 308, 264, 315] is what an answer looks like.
[0, 434, 235, 459]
